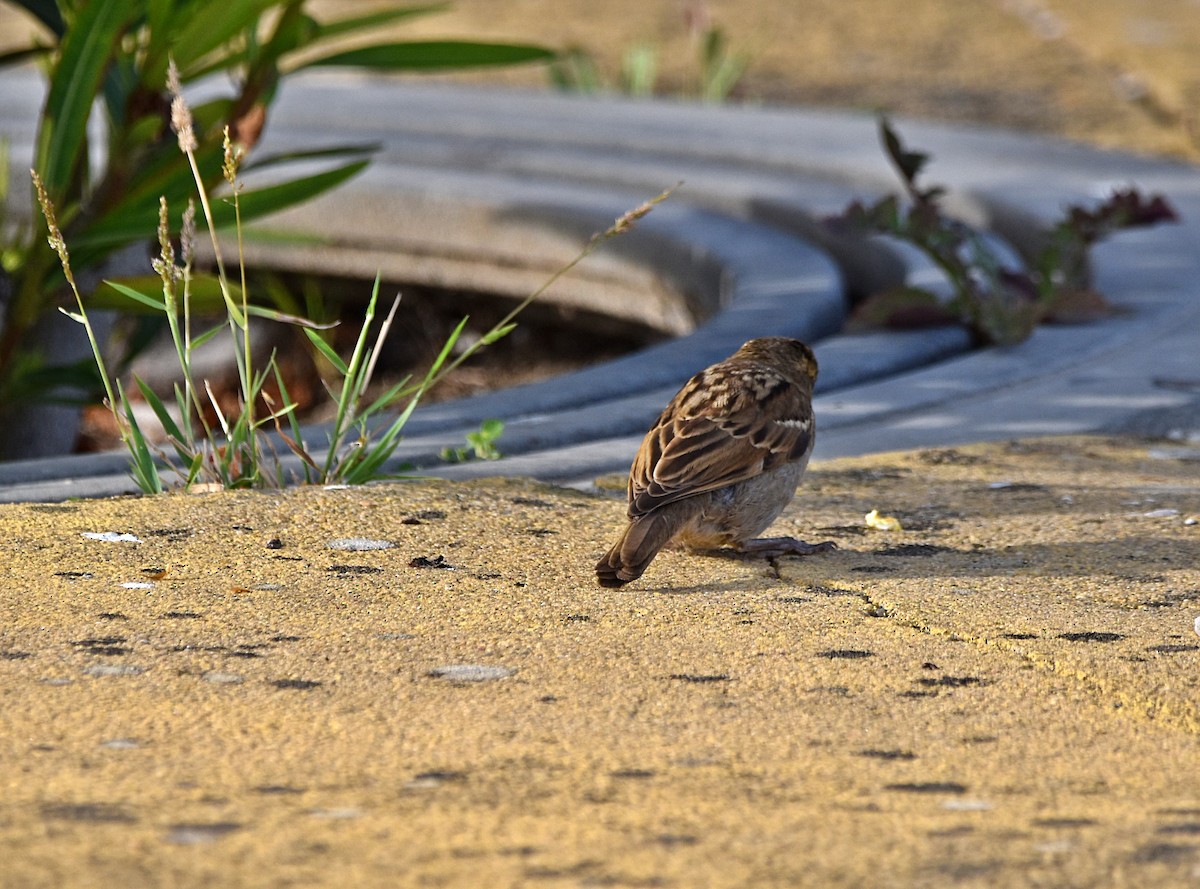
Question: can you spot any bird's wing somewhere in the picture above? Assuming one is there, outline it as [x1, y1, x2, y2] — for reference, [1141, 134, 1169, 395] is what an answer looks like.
[628, 366, 813, 518]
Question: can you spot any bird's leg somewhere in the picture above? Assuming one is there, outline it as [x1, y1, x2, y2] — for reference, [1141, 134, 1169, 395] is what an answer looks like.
[735, 536, 837, 557]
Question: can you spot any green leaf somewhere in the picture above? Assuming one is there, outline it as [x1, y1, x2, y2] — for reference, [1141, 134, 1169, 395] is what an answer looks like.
[171, 382, 195, 442]
[311, 4, 448, 41]
[549, 48, 604, 93]
[252, 4, 317, 70]
[697, 27, 746, 101]
[212, 159, 370, 227]
[133, 376, 194, 466]
[146, 0, 174, 44]
[359, 374, 414, 419]
[323, 273, 383, 460]
[479, 322, 517, 345]
[427, 317, 468, 377]
[71, 143, 224, 256]
[116, 379, 164, 494]
[184, 451, 205, 488]
[170, 0, 282, 71]
[102, 281, 169, 313]
[465, 418, 504, 460]
[340, 436, 397, 484]
[879, 116, 928, 188]
[96, 276, 334, 331]
[972, 292, 1040, 346]
[246, 305, 339, 330]
[302, 41, 554, 72]
[242, 143, 380, 173]
[96, 275, 218, 312]
[620, 45, 657, 97]
[440, 445, 469, 464]
[304, 328, 348, 374]
[702, 53, 747, 102]
[271, 364, 318, 482]
[37, 0, 137, 196]
[191, 322, 227, 351]
[77, 154, 365, 259]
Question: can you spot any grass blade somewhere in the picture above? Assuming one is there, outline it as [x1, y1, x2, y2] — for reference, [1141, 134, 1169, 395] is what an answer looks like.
[103, 280, 169, 312]
[304, 327, 349, 374]
[191, 322, 226, 351]
[359, 374, 413, 420]
[310, 4, 448, 42]
[116, 379, 163, 494]
[132, 376, 194, 465]
[209, 160, 370, 228]
[304, 41, 554, 71]
[271, 364, 319, 483]
[36, 0, 136, 195]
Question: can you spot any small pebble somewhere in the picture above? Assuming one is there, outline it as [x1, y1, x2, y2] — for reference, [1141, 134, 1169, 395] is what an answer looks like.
[1143, 508, 1180, 518]
[328, 538, 394, 551]
[100, 738, 139, 750]
[1194, 615, 1200, 639]
[82, 532, 141, 543]
[1033, 840, 1074, 855]
[202, 671, 244, 685]
[942, 798, 993, 812]
[120, 582, 154, 590]
[404, 771, 466, 789]
[84, 664, 145, 678]
[166, 823, 241, 845]
[428, 664, 515, 682]
[309, 807, 362, 819]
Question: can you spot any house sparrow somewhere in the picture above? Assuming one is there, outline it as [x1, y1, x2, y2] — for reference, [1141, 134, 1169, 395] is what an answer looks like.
[596, 337, 836, 588]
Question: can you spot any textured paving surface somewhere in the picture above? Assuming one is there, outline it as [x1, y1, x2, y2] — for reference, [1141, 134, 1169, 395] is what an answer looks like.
[1, 437, 1198, 887]
[3, 28, 1200, 888]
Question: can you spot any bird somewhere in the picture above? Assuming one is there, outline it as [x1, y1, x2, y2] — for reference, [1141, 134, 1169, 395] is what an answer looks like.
[596, 336, 836, 588]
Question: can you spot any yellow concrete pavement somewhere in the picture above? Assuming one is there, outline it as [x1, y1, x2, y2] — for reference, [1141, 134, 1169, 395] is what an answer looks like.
[1, 436, 1198, 887]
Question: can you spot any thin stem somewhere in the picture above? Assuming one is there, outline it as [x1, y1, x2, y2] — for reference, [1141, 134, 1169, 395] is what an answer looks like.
[431, 186, 676, 385]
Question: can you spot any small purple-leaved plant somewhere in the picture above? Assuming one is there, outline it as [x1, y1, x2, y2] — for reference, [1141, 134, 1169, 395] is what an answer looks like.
[829, 118, 1178, 346]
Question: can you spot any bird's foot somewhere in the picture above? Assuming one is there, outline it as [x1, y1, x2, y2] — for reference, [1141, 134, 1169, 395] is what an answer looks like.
[736, 536, 837, 558]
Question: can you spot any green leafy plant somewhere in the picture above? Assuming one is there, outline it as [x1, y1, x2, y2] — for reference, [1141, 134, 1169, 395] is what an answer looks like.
[33, 73, 674, 492]
[0, 0, 552, 435]
[549, 14, 746, 101]
[440, 418, 505, 463]
[832, 117, 1178, 345]
[694, 23, 747, 103]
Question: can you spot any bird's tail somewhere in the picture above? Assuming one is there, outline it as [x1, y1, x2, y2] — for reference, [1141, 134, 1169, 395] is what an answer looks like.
[595, 507, 688, 588]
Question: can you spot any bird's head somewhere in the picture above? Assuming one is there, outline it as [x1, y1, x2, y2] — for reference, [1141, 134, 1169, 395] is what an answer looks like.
[733, 337, 818, 383]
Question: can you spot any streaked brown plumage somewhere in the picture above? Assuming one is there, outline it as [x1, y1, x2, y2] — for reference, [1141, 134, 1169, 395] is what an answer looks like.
[596, 337, 836, 588]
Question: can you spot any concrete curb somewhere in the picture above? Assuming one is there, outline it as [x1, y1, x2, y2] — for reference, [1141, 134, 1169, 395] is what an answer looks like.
[2, 69, 1198, 501]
